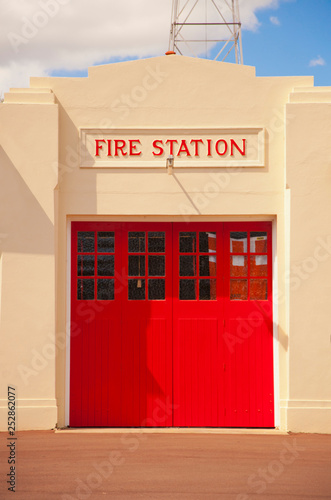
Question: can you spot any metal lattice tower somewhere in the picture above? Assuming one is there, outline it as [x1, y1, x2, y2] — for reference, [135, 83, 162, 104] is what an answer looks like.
[169, 0, 243, 64]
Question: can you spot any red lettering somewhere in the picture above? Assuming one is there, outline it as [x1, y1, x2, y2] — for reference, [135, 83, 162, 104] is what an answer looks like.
[215, 139, 228, 156]
[177, 139, 191, 157]
[129, 139, 142, 156]
[165, 139, 178, 156]
[230, 139, 246, 156]
[107, 139, 112, 156]
[207, 139, 212, 157]
[152, 140, 164, 156]
[114, 140, 128, 157]
[95, 139, 106, 157]
[190, 139, 203, 157]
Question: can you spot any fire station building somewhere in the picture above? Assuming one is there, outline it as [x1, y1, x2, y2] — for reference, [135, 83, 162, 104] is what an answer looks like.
[0, 55, 330, 432]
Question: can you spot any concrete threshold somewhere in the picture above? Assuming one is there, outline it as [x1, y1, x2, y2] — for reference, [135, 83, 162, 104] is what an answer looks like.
[55, 427, 288, 435]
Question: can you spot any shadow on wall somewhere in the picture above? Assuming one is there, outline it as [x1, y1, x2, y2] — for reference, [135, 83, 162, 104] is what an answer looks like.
[0, 146, 54, 255]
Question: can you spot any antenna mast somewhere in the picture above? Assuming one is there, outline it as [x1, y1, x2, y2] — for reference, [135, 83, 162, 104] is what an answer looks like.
[169, 0, 243, 64]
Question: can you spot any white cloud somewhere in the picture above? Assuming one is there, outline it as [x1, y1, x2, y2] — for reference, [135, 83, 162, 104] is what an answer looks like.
[309, 55, 326, 67]
[270, 16, 280, 25]
[0, 61, 47, 96]
[0, 0, 285, 92]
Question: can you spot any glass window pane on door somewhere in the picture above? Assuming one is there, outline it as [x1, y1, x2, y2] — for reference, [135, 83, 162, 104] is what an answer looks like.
[180, 255, 196, 277]
[97, 232, 115, 253]
[250, 255, 268, 277]
[129, 255, 145, 276]
[230, 232, 247, 253]
[230, 255, 247, 277]
[250, 279, 268, 300]
[128, 279, 145, 300]
[77, 232, 94, 253]
[179, 279, 196, 300]
[230, 279, 248, 301]
[77, 255, 95, 276]
[148, 256, 165, 276]
[97, 255, 114, 276]
[97, 279, 114, 300]
[199, 255, 216, 276]
[148, 279, 165, 300]
[179, 232, 196, 253]
[148, 232, 165, 253]
[199, 279, 217, 300]
[77, 279, 94, 300]
[129, 232, 145, 253]
[199, 232, 216, 252]
[250, 232, 267, 253]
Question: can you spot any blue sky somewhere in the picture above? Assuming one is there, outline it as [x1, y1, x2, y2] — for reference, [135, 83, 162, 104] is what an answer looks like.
[0, 0, 330, 94]
[242, 0, 331, 86]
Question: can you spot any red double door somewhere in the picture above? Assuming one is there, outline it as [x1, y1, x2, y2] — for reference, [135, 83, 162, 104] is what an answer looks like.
[70, 222, 274, 428]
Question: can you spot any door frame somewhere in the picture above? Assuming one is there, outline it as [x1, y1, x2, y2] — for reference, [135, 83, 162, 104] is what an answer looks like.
[64, 217, 279, 428]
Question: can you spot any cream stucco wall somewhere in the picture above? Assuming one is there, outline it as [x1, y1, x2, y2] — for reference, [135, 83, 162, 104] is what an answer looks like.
[285, 89, 331, 432]
[0, 55, 330, 432]
[0, 97, 58, 429]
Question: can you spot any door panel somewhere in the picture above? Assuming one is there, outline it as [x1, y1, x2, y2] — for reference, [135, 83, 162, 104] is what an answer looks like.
[172, 223, 224, 426]
[121, 223, 173, 427]
[71, 222, 123, 427]
[223, 222, 274, 427]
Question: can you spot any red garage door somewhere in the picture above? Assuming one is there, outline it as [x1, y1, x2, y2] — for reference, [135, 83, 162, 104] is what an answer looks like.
[70, 222, 274, 427]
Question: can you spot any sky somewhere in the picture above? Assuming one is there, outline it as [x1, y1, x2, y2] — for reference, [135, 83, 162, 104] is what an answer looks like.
[0, 0, 330, 97]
